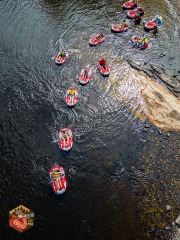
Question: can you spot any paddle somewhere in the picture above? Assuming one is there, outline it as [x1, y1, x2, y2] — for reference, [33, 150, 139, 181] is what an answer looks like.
[52, 139, 60, 143]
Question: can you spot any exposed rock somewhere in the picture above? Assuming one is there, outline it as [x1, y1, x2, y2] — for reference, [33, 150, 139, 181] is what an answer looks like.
[158, 129, 162, 135]
[167, 133, 171, 138]
[166, 205, 171, 211]
[172, 221, 176, 226]
[140, 138, 147, 144]
[143, 127, 148, 132]
[127, 60, 180, 96]
[169, 56, 175, 60]
[173, 74, 178, 77]
[164, 226, 171, 231]
[111, 59, 180, 131]
[140, 81, 180, 131]
[160, 53, 165, 58]
[149, 64, 180, 90]
[175, 214, 180, 226]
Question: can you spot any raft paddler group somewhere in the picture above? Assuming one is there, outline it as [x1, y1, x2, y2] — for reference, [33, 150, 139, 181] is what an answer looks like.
[50, 0, 163, 195]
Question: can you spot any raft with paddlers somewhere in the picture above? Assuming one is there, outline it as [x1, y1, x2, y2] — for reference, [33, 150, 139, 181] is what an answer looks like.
[131, 35, 149, 50]
[65, 88, 78, 107]
[97, 59, 110, 76]
[144, 16, 163, 31]
[123, 0, 137, 10]
[127, 7, 144, 19]
[79, 65, 92, 85]
[55, 50, 69, 65]
[49, 166, 67, 195]
[111, 24, 129, 33]
[58, 128, 74, 151]
[89, 33, 106, 46]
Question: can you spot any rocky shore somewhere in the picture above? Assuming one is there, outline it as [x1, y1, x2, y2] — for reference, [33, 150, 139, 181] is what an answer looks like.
[125, 60, 180, 131]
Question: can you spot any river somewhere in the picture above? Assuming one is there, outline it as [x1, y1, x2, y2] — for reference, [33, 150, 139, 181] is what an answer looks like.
[0, 0, 179, 239]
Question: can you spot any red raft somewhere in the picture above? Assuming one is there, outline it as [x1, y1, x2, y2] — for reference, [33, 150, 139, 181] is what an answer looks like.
[65, 88, 78, 107]
[127, 7, 144, 19]
[131, 36, 149, 50]
[111, 24, 129, 33]
[123, 1, 136, 10]
[97, 59, 110, 76]
[55, 51, 69, 65]
[58, 128, 73, 151]
[49, 166, 66, 195]
[144, 19, 157, 30]
[79, 66, 92, 85]
[89, 33, 106, 46]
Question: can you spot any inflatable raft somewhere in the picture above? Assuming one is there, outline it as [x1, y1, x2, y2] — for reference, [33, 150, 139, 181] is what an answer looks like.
[144, 20, 157, 30]
[111, 24, 129, 33]
[55, 51, 69, 65]
[89, 33, 106, 46]
[49, 166, 66, 195]
[127, 7, 144, 19]
[131, 36, 149, 50]
[145, 16, 163, 30]
[97, 59, 110, 76]
[65, 88, 78, 107]
[123, 1, 136, 10]
[79, 66, 92, 85]
[58, 128, 73, 151]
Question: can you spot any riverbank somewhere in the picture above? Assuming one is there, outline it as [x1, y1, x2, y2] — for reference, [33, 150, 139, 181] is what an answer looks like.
[127, 60, 180, 131]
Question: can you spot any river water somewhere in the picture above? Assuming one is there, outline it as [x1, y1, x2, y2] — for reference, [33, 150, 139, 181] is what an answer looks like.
[0, 0, 179, 239]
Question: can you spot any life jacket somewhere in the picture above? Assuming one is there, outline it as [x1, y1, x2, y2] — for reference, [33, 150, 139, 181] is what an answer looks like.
[144, 38, 148, 43]
[121, 22, 126, 28]
[69, 89, 75, 95]
[99, 59, 106, 66]
[60, 51, 66, 57]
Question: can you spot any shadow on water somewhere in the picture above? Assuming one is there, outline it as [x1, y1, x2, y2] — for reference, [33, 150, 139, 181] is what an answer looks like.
[0, 0, 179, 239]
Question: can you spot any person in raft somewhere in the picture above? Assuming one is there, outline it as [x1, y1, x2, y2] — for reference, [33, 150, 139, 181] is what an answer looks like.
[84, 66, 90, 76]
[99, 59, 107, 70]
[69, 89, 75, 95]
[133, 0, 138, 7]
[59, 48, 67, 58]
[51, 170, 60, 179]
[62, 130, 69, 139]
[137, 34, 148, 47]
[95, 32, 105, 41]
[121, 19, 127, 29]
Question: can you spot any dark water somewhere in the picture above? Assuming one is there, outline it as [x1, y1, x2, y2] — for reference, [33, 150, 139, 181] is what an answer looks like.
[0, 0, 179, 239]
